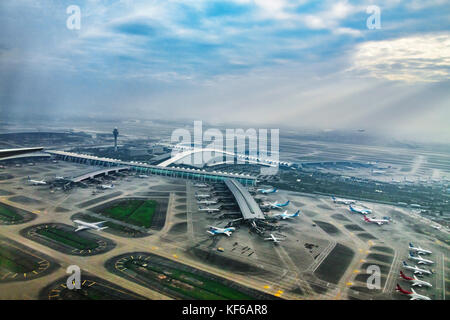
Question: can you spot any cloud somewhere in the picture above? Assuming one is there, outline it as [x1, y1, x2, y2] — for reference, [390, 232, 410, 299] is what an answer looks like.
[350, 33, 450, 82]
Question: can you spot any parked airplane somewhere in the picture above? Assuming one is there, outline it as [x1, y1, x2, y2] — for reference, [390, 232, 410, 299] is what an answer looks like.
[400, 271, 432, 288]
[207, 226, 235, 236]
[264, 234, 285, 243]
[409, 242, 432, 255]
[269, 200, 290, 209]
[27, 176, 47, 185]
[195, 193, 211, 199]
[257, 187, 277, 194]
[194, 183, 209, 188]
[363, 216, 390, 225]
[73, 220, 108, 232]
[396, 284, 431, 300]
[138, 174, 149, 178]
[402, 261, 432, 275]
[100, 184, 114, 189]
[197, 199, 218, 205]
[331, 196, 356, 205]
[198, 206, 220, 213]
[349, 204, 372, 215]
[408, 253, 434, 265]
[55, 176, 65, 180]
[269, 210, 300, 220]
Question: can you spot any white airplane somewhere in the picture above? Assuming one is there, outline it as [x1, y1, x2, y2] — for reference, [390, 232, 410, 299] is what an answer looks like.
[195, 193, 211, 199]
[402, 261, 432, 275]
[138, 174, 149, 178]
[269, 210, 300, 220]
[408, 253, 434, 265]
[257, 187, 277, 194]
[268, 200, 290, 209]
[207, 226, 235, 236]
[55, 176, 65, 180]
[431, 225, 441, 230]
[73, 220, 108, 232]
[100, 184, 114, 189]
[349, 204, 372, 215]
[198, 206, 220, 213]
[409, 242, 432, 255]
[396, 284, 431, 300]
[27, 176, 47, 185]
[363, 216, 390, 225]
[197, 199, 218, 205]
[400, 271, 432, 288]
[264, 234, 285, 243]
[194, 183, 209, 188]
[331, 195, 356, 205]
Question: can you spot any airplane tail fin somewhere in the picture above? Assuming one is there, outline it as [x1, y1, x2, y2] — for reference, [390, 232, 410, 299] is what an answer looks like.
[284, 200, 290, 206]
[400, 271, 413, 281]
[402, 261, 408, 267]
[396, 284, 412, 295]
[292, 210, 300, 217]
[364, 216, 370, 222]
[331, 195, 336, 201]
[409, 242, 414, 248]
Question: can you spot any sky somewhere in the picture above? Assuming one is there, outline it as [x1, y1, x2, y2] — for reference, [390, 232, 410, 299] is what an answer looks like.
[0, 0, 449, 143]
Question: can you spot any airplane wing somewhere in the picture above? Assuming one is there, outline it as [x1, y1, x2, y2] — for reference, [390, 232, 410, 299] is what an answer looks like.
[93, 221, 106, 225]
[74, 226, 89, 232]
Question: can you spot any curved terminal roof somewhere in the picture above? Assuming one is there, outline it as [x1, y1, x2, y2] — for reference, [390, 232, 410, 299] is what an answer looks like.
[45, 150, 256, 185]
[225, 179, 265, 220]
[70, 166, 130, 183]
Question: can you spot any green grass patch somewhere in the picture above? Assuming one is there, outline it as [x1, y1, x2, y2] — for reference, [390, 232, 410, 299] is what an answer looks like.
[0, 204, 23, 222]
[101, 199, 157, 228]
[0, 247, 33, 273]
[36, 227, 99, 250]
[125, 259, 254, 300]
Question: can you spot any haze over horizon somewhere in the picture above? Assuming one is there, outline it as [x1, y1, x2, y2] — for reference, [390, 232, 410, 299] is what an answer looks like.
[1, 0, 449, 143]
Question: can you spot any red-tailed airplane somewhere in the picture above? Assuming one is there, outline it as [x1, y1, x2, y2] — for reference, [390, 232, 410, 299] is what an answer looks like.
[399, 271, 432, 288]
[363, 216, 390, 225]
[396, 284, 431, 300]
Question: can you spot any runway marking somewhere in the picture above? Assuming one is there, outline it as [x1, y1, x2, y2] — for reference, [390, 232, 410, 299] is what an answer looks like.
[263, 285, 270, 289]
[173, 254, 178, 258]
[346, 282, 353, 286]
[353, 269, 360, 274]
[360, 259, 366, 263]
[11, 273, 17, 279]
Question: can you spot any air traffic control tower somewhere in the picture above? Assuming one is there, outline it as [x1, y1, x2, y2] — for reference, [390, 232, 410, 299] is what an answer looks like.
[113, 127, 119, 152]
